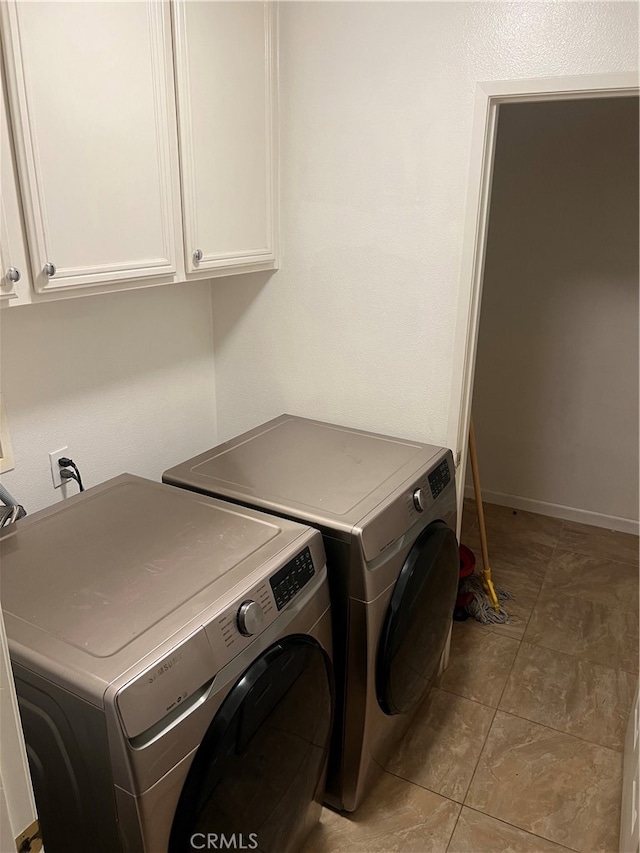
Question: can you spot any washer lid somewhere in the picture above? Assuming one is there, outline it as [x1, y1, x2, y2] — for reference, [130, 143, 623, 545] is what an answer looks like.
[164, 415, 443, 533]
[1, 476, 284, 660]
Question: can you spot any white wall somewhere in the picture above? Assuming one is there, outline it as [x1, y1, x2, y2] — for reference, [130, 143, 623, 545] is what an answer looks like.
[470, 96, 639, 528]
[210, 1, 638, 449]
[2, 4, 637, 515]
[0, 282, 217, 514]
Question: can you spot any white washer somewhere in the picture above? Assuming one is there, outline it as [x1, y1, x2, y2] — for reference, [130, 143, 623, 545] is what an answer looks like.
[163, 415, 459, 812]
[1, 474, 333, 852]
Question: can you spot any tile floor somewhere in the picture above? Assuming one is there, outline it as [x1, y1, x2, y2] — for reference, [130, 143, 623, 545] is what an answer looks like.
[303, 501, 639, 853]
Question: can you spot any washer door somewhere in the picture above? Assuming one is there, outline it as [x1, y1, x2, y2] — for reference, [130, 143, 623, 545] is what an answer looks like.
[169, 635, 333, 853]
[376, 521, 458, 716]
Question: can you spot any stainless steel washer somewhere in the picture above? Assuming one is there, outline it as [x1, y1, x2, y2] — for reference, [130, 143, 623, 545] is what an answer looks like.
[163, 415, 459, 812]
[1, 474, 333, 852]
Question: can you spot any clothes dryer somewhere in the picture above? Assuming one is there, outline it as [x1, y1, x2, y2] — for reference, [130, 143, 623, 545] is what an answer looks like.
[1, 475, 333, 852]
[163, 415, 458, 812]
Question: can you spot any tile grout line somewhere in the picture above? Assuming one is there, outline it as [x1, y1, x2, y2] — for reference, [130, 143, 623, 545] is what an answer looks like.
[454, 511, 632, 850]
[380, 769, 465, 853]
[516, 532, 563, 640]
[459, 524, 559, 810]
[517, 533, 638, 676]
[460, 704, 499, 808]
[312, 510, 635, 853]
[515, 631, 639, 678]
[440, 651, 629, 753]
[484, 527, 562, 720]
[382, 765, 465, 807]
[488, 705, 627, 755]
[555, 516, 639, 568]
[443, 801, 464, 853]
[516, 636, 636, 678]
[435, 684, 507, 714]
[550, 547, 640, 570]
[453, 510, 531, 812]
[489, 533, 630, 753]
[461, 804, 581, 853]
[460, 629, 523, 809]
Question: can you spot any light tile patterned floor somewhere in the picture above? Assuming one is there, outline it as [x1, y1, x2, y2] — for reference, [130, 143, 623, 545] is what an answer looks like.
[303, 502, 639, 853]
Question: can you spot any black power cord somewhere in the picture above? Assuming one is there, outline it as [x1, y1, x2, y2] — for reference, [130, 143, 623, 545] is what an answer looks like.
[58, 456, 85, 492]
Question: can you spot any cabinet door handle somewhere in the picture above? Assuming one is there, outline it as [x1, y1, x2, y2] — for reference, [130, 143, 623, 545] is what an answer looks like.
[192, 249, 203, 264]
[6, 267, 21, 283]
[43, 262, 56, 277]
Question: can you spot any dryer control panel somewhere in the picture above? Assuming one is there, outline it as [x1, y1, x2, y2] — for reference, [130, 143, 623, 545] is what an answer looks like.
[428, 458, 451, 499]
[359, 449, 455, 563]
[403, 452, 453, 525]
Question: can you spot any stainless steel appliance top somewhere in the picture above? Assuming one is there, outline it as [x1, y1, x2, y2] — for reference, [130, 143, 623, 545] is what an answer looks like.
[1, 474, 319, 703]
[163, 415, 445, 535]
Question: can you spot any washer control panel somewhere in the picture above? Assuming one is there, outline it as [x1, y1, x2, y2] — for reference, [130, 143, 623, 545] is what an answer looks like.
[117, 534, 326, 742]
[205, 541, 320, 667]
[270, 546, 315, 611]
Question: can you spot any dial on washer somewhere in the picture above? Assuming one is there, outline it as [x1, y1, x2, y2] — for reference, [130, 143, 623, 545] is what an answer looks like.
[412, 488, 427, 512]
[237, 600, 264, 636]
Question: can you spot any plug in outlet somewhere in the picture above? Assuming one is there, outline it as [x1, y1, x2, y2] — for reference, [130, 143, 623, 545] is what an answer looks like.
[49, 446, 70, 488]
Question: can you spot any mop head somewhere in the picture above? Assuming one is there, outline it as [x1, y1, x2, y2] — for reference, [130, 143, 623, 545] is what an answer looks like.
[460, 574, 513, 624]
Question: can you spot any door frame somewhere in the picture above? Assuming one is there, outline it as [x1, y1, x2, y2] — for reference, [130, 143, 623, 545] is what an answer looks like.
[0, 607, 39, 853]
[446, 72, 639, 532]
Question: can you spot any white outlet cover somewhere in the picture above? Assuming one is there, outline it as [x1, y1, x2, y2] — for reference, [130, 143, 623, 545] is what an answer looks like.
[49, 446, 69, 488]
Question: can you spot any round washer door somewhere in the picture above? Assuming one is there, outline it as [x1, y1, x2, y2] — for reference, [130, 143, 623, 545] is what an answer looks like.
[377, 521, 459, 716]
[169, 635, 333, 853]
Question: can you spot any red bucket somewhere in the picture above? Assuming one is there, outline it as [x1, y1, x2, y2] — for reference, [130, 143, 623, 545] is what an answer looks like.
[459, 543, 476, 579]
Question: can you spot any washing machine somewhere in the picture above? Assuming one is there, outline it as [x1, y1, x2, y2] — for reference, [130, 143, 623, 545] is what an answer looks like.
[163, 415, 459, 812]
[0, 474, 334, 853]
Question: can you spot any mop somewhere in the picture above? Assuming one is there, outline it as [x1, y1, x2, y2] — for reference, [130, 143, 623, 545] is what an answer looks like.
[460, 418, 512, 624]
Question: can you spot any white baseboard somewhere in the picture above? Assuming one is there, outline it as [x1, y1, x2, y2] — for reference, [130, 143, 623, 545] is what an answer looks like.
[463, 486, 639, 536]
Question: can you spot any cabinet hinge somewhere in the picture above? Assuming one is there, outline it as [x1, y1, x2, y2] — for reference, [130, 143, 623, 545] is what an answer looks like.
[454, 450, 462, 469]
[15, 819, 42, 853]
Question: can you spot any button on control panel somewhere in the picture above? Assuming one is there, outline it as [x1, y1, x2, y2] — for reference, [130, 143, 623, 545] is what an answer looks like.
[428, 458, 451, 499]
[270, 546, 315, 611]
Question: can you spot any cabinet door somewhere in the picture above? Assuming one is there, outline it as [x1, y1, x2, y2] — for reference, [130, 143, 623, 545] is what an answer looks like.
[0, 54, 30, 306]
[1, 1, 180, 294]
[173, 0, 277, 276]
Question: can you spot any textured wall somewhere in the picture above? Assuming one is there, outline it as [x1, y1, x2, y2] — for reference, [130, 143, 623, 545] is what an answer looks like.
[2, 2, 637, 515]
[211, 1, 638, 448]
[0, 282, 217, 513]
[471, 97, 639, 525]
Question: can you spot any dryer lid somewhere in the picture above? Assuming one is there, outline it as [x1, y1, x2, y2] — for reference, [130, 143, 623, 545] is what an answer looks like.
[163, 415, 443, 532]
[0, 476, 284, 659]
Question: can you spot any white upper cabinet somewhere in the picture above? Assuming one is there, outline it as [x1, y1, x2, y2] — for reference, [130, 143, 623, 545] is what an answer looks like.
[1, 0, 181, 295]
[0, 55, 30, 306]
[0, 0, 278, 301]
[172, 0, 277, 276]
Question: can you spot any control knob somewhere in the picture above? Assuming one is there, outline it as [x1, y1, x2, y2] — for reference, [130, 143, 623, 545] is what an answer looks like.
[237, 600, 264, 637]
[413, 488, 427, 512]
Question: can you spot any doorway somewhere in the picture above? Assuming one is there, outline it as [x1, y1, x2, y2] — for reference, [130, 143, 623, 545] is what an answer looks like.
[448, 73, 639, 535]
[467, 95, 639, 533]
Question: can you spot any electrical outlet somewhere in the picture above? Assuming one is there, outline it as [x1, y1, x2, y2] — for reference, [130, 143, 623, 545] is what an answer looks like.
[49, 446, 70, 488]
